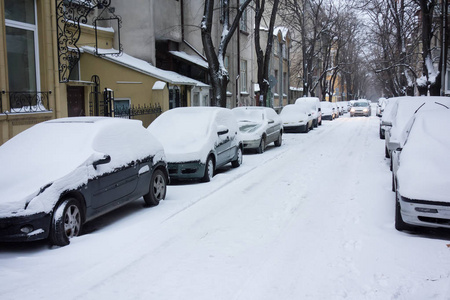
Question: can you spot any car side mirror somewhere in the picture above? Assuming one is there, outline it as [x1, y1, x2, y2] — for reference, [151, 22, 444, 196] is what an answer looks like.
[93, 155, 111, 170]
[217, 125, 229, 136]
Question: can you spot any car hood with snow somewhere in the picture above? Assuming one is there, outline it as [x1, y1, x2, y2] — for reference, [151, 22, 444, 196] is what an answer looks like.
[397, 110, 450, 202]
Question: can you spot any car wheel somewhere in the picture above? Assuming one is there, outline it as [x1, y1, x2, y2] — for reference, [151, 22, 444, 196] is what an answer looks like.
[231, 147, 243, 168]
[304, 124, 309, 133]
[50, 198, 83, 247]
[144, 169, 167, 206]
[379, 128, 385, 140]
[202, 156, 214, 182]
[385, 146, 390, 158]
[274, 133, 282, 147]
[395, 191, 414, 232]
[257, 137, 265, 154]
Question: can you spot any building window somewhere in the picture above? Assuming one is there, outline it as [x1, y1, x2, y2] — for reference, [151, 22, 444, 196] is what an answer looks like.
[240, 0, 248, 32]
[446, 69, 450, 93]
[193, 92, 200, 106]
[241, 60, 247, 92]
[114, 98, 131, 118]
[4, 0, 40, 92]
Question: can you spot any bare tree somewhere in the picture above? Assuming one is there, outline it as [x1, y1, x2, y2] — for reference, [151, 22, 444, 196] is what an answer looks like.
[365, 0, 419, 97]
[254, 0, 280, 106]
[201, 0, 252, 107]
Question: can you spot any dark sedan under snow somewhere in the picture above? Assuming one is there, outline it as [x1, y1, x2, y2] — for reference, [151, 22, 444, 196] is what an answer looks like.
[0, 117, 168, 246]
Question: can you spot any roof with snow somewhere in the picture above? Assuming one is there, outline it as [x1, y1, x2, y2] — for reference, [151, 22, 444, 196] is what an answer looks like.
[169, 51, 209, 69]
[81, 46, 209, 88]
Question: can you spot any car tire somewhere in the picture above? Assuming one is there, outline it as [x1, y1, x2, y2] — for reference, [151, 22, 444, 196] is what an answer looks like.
[231, 147, 243, 168]
[395, 191, 414, 232]
[143, 169, 167, 206]
[202, 156, 214, 182]
[257, 137, 265, 154]
[49, 198, 83, 247]
[304, 124, 309, 133]
[379, 128, 385, 140]
[274, 133, 282, 147]
[385, 146, 390, 158]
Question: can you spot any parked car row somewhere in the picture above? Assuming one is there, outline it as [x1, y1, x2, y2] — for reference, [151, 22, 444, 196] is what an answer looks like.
[380, 96, 450, 232]
[0, 97, 352, 247]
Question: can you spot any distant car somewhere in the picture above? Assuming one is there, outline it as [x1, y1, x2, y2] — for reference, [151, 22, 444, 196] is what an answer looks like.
[350, 100, 370, 117]
[295, 97, 322, 127]
[280, 104, 314, 133]
[384, 96, 450, 159]
[0, 117, 168, 246]
[392, 109, 450, 231]
[232, 106, 283, 153]
[320, 101, 335, 120]
[331, 103, 340, 118]
[148, 107, 243, 182]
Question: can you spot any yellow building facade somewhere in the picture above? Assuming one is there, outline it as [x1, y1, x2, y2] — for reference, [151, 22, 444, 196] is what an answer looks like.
[1, 0, 205, 145]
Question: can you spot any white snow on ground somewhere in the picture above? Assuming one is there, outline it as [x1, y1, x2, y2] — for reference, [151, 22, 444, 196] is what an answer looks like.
[1, 109, 450, 300]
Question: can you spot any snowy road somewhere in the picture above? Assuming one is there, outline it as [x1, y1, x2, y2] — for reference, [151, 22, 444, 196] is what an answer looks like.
[1, 112, 450, 299]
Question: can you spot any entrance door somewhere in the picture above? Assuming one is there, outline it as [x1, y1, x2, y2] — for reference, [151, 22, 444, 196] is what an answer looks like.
[67, 86, 85, 117]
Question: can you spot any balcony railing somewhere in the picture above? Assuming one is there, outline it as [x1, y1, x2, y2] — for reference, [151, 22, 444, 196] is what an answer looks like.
[1, 91, 51, 114]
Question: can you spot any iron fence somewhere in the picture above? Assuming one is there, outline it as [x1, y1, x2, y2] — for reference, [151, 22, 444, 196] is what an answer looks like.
[114, 103, 162, 119]
[1, 91, 51, 113]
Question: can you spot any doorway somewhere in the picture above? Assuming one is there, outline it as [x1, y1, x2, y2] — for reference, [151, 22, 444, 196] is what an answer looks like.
[67, 86, 85, 117]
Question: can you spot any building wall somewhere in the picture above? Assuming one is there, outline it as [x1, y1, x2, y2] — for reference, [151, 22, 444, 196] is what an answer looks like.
[113, 0, 156, 64]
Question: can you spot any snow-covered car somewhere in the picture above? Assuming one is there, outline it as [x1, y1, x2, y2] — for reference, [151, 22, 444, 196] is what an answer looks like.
[148, 107, 243, 182]
[232, 106, 283, 153]
[295, 97, 322, 127]
[0, 117, 168, 246]
[280, 104, 314, 133]
[331, 103, 340, 118]
[379, 97, 399, 140]
[350, 100, 370, 117]
[320, 101, 335, 120]
[376, 97, 387, 117]
[392, 109, 450, 231]
[384, 96, 450, 158]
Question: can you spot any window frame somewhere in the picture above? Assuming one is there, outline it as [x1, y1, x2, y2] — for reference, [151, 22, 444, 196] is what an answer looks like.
[4, 0, 40, 92]
[240, 59, 248, 93]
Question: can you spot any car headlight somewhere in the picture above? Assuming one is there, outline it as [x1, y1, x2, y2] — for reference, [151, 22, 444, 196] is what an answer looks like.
[350, 108, 355, 112]
[363, 108, 369, 112]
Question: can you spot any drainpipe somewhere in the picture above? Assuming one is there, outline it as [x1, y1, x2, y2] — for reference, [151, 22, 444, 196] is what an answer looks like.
[236, 0, 241, 108]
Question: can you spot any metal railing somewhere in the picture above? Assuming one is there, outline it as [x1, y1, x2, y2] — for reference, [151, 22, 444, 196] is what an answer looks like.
[1, 91, 51, 114]
[114, 103, 162, 119]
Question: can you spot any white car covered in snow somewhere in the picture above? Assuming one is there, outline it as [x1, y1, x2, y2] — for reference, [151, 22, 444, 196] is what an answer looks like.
[320, 101, 336, 120]
[0, 117, 168, 246]
[384, 96, 450, 158]
[232, 106, 283, 153]
[295, 97, 322, 127]
[392, 109, 450, 231]
[148, 107, 243, 182]
[280, 104, 314, 133]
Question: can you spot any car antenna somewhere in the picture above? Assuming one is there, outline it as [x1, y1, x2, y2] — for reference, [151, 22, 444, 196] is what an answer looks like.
[435, 102, 450, 109]
[414, 102, 426, 114]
